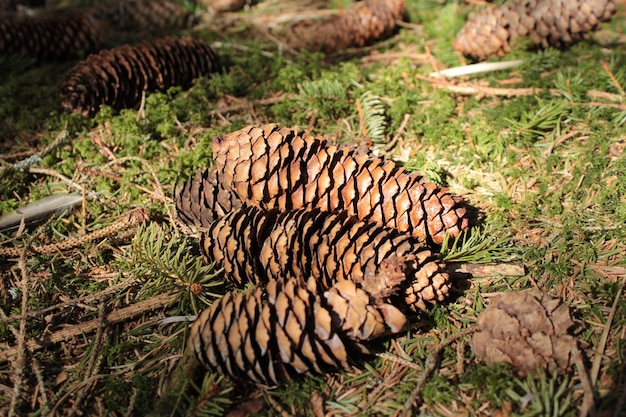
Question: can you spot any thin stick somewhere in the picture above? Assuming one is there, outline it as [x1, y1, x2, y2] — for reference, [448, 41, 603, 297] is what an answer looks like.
[590, 274, 626, 385]
[27, 167, 84, 192]
[103, 156, 176, 232]
[0, 292, 177, 362]
[30, 354, 49, 409]
[355, 97, 368, 140]
[428, 60, 523, 79]
[600, 60, 626, 96]
[8, 248, 31, 417]
[573, 345, 596, 417]
[399, 328, 476, 417]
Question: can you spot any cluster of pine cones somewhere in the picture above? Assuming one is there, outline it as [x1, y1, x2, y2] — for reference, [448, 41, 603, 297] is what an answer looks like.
[177, 124, 475, 384]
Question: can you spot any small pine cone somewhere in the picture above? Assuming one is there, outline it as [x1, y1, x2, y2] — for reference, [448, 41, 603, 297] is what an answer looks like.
[284, 0, 405, 54]
[190, 277, 407, 384]
[472, 290, 578, 376]
[201, 206, 452, 311]
[454, 0, 616, 60]
[60, 37, 221, 116]
[87, 0, 198, 32]
[175, 168, 243, 228]
[203, 124, 471, 246]
[0, 12, 102, 61]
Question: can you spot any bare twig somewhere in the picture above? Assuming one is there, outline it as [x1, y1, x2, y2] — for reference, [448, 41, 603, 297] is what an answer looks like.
[30, 354, 48, 409]
[428, 60, 523, 79]
[8, 247, 31, 417]
[600, 60, 626, 96]
[0, 277, 137, 324]
[27, 167, 83, 192]
[399, 328, 477, 417]
[0, 292, 177, 362]
[446, 262, 526, 277]
[574, 345, 596, 417]
[590, 274, 626, 386]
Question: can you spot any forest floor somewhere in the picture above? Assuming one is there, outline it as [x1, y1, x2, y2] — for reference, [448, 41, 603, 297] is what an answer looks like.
[1, 0, 626, 416]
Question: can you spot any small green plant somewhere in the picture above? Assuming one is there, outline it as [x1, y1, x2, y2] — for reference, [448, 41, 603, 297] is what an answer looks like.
[128, 223, 224, 314]
[506, 372, 575, 417]
[358, 91, 388, 144]
[441, 225, 516, 264]
[297, 78, 351, 121]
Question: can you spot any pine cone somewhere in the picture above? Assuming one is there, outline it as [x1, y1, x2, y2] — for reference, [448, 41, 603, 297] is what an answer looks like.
[180, 124, 472, 246]
[60, 37, 221, 116]
[87, 0, 197, 32]
[454, 0, 616, 60]
[199, 0, 247, 13]
[201, 206, 452, 311]
[283, 0, 405, 54]
[0, 12, 102, 61]
[176, 168, 243, 228]
[472, 290, 578, 376]
[190, 277, 407, 384]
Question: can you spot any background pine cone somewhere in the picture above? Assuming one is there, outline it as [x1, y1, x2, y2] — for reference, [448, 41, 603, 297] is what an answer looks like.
[60, 37, 221, 116]
[0, 12, 102, 60]
[283, 0, 405, 54]
[190, 277, 407, 384]
[178, 124, 472, 246]
[454, 0, 616, 60]
[87, 0, 198, 33]
[201, 206, 452, 312]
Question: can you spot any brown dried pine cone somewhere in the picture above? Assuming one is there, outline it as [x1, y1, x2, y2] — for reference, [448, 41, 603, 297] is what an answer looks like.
[60, 37, 221, 116]
[190, 277, 407, 384]
[283, 0, 405, 54]
[454, 0, 616, 60]
[0, 12, 102, 60]
[178, 124, 472, 246]
[86, 0, 198, 32]
[201, 206, 452, 312]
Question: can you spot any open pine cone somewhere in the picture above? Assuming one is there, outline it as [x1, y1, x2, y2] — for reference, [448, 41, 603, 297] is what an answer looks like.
[190, 277, 407, 384]
[472, 290, 578, 376]
[454, 0, 616, 60]
[201, 206, 452, 312]
[177, 124, 473, 246]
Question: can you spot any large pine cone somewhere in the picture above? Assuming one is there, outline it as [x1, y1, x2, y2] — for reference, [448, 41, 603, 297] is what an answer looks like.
[190, 277, 407, 384]
[177, 124, 472, 246]
[0, 12, 102, 60]
[283, 0, 405, 54]
[202, 206, 451, 312]
[87, 0, 197, 32]
[60, 37, 221, 116]
[454, 0, 616, 60]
